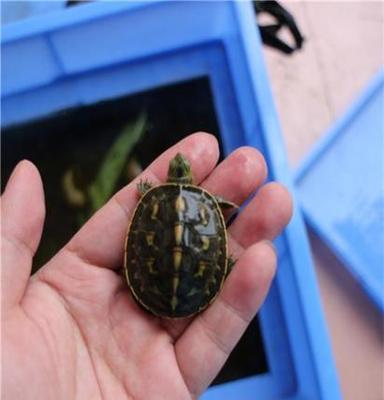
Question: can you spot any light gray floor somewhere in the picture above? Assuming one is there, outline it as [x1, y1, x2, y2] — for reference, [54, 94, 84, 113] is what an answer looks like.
[263, 2, 383, 399]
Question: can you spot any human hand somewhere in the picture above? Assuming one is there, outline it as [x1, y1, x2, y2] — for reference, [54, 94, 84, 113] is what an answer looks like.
[2, 133, 292, 399]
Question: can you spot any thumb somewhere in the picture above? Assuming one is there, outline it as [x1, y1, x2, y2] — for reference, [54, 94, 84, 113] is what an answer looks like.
[1, 160, 45, 310]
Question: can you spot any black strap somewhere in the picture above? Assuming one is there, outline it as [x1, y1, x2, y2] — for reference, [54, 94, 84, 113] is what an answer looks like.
[253, 1, 304, 54]
[66, 0, 90, 6]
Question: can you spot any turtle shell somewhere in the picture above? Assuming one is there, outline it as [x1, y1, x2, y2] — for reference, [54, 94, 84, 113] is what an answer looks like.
[124, 183, 228, 318]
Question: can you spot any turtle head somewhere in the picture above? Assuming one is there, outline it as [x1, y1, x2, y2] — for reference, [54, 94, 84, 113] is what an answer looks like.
[167, 153, 193, 184]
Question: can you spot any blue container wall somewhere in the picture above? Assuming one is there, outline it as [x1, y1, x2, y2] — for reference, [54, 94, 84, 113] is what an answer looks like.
[295, 70, 384, 312]
[1, 1, 340, 399]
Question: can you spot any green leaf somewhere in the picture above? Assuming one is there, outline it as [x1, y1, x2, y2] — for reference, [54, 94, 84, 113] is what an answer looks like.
[88, 112, 147, 212]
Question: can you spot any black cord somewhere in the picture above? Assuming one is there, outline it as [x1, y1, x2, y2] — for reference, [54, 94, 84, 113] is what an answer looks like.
[254, 1, 304, 54]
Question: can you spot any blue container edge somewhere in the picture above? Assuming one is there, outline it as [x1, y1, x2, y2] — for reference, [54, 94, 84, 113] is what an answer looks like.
[234, 3, 341, 399]
[294, 68, 384, 313]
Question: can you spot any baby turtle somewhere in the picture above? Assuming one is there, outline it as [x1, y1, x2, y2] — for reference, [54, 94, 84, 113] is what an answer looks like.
[124, 153, 237, 318]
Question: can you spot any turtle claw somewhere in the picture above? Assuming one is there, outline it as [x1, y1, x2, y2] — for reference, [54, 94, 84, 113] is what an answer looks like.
[137, 179, 154, 197]
[226, 256, 236, 277]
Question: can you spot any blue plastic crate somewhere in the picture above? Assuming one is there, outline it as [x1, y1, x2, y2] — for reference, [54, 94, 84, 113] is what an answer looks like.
[295, 70, 384, 312]
[1, 2, 340, 398]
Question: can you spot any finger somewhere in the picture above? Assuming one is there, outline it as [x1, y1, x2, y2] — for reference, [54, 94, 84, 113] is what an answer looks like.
[229, 182, 293, 248]
[1, 161, 45, 310]
[201, 146, 267, 206]
[175, 241, 276, 397]
[61, 132, 219, 269]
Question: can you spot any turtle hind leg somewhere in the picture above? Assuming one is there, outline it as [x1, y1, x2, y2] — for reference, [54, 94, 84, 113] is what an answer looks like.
[137, 179, 154, 197]
[215, 196, 239, 210]
[226, 256, 236, 277]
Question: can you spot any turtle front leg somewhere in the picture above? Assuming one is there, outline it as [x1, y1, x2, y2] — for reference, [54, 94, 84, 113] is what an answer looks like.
[215, 195, 239, 211]
[215, 196, 239, 226]
[137, 179, 154, 197]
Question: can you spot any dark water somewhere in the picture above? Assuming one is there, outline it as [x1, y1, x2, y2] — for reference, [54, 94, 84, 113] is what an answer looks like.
[1, 77, 268, 385]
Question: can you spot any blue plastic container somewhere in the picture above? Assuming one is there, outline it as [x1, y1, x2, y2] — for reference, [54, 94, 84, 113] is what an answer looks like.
[1, 2, 340, 398]
[295, 70, 384, 312]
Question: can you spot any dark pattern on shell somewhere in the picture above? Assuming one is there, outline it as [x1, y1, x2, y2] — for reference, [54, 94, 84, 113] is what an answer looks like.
[125, 184, 227, 318]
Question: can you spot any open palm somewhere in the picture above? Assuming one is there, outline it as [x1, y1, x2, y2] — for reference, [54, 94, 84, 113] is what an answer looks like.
[2, 133, 292, 400]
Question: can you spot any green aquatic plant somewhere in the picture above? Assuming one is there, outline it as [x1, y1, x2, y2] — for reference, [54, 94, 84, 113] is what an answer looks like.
[62, 112, 147, 226]
[88, 112, 147, 212]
